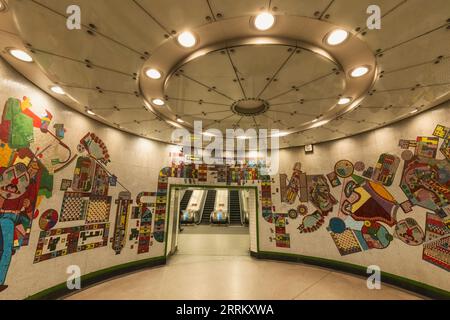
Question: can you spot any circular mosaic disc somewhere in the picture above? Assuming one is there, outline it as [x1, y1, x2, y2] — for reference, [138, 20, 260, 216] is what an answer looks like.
[329, 217, 346, 234]
[334, 160, 354, 178]
[288, 209, 298, 219]
[297, 204, 308, 216]
[354, 161, 365, 172]
[401, 150, 414, 161]
[39, 209, 58, 231]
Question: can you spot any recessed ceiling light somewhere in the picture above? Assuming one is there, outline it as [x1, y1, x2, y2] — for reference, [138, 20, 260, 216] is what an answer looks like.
[410, 109, 419, 114]
[152, 98, 165, 106]
[145, 68, 162, 80]
[8, 49, 33, 62]
[326, 29, 349, 46]
[177, 31, 197, 48]
[176, 118, 184, 123]
[350, 66, 369, 78]
[338, 97, 352, 105]
[254, 12, 275, 31]
[86, 109, 96, 116]
[50, 86, 65, 95]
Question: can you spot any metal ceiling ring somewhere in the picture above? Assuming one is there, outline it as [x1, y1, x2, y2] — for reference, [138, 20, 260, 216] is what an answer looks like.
[163, 37, 342, 92]
[139, 15, 378, 134]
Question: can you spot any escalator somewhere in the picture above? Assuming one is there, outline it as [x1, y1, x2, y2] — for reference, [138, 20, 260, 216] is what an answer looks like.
[200, 190, 217, 224]
[229, 190, 242, 225]
[180, 190, 193, 212]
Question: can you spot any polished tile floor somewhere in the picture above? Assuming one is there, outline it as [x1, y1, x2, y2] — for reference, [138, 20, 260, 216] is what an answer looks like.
[66, 227, 423, 300]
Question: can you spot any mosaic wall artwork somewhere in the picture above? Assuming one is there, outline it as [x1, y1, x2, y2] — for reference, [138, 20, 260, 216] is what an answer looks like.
[34, 223, 109, 263]
[0, 97, 57, 291]
[0, 93, 448, 296]
[276, 124, 449, 272]
[0, 97, 161, 292]
[136, 192, 155, 254]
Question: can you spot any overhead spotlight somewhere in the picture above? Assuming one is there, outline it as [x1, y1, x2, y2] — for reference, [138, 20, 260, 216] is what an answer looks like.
[325, 29, 349, 46]
[50, 86, 65, 95]
[177, 31, 197, 48]
[254, 12, 275, 31]
[410, 108, 419, 114]
[152, 98, 165, 106]
[350, 66, 369, 78]
[8, 48, 33, 62]
[338, 97, 352, 105]
[145, 68, 162, 80]
[86, 109, 96, 116]
[176, 118, 184, 123]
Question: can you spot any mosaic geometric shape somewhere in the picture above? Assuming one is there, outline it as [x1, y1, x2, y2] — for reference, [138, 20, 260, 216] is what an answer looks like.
[334, 160, 354, 178]
[440, 139, 450, 161]
[85, 195, 112, 223]
[415, 136, 439, 159]
[34, 223, 109, 263]
[354, 161, 365, 172]
[329, 228, 362, 256]
[400, 157, 450, 212]
[395, 218, 424, 246]
[59, 192, 89, 222]
[372, 153, 400, 186]
[298, 210, 325, 233]
[38, 209, 58, 231]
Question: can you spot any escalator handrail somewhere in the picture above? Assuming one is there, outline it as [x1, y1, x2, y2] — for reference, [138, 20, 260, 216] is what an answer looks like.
[195, 190, 208, 224]
[199, 190, 216, 224]
[237, 190, 244, 226]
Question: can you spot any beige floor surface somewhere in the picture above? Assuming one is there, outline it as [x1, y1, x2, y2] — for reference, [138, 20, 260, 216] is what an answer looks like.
[66, 228, 423, 300]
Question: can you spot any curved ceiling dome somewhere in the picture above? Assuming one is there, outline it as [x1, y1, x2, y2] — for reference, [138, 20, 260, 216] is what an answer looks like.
[1, 0, 449, 148]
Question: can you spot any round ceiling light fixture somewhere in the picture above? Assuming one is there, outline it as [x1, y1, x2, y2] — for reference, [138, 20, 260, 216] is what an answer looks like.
[177, 31, 197, 48]
[8, 48, 33, 62]
[145, 68, 162, 80]
[350, 66, 370, 78]
[152, 98, 165, 106]
[271, 131, 290, 138]
[50, 86, 65, 95]
[325, 29, 349, 46]
[338, 97, 352, 105]
[254, 12, 275, 31]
